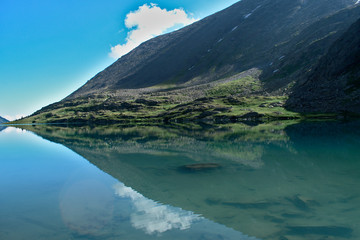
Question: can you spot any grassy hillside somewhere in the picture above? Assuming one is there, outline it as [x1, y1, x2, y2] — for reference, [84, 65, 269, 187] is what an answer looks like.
[13, 68, 342, 125]
[13, 71, 308, 124]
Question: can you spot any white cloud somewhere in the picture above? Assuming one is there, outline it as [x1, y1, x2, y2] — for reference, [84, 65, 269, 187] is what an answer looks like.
[4, 114, 25, 121]
[109, 3, 198, 59]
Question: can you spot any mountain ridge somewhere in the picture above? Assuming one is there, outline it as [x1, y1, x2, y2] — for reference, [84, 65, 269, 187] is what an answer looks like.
[68, 0, 358, 99]
[0, 116, 9, 124]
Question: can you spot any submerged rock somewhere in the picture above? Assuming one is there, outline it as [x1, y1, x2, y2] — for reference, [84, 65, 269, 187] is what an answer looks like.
[286, 194, 320, 211]
[286, 226, 353, 238]
[223, 201, 273, 209]
[179, 163, 221, 172]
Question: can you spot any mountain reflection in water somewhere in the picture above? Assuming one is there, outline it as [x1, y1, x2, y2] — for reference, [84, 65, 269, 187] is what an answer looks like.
[0, 126, 260, 240]
[19, 121, 360, 240]
[0, 125, 7, 132]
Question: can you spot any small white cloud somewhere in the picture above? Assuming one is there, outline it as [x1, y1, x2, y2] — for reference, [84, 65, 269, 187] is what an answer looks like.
[4, 114, 25, 121]
[109, 3, 198, 59]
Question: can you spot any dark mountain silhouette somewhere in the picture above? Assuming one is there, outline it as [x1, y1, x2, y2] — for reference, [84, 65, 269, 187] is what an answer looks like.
[287, 17, 360, 113]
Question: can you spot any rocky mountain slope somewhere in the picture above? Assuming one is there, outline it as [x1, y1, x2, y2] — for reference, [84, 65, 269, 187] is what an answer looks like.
[287, 17, 360, 113]
[68, 0, 358, 99]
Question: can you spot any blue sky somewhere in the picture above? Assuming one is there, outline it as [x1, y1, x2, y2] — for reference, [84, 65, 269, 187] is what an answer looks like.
[0, 0, 239, 120]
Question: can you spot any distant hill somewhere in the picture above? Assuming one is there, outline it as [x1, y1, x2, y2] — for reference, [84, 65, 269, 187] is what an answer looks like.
[0, 116, 9, 124]
[287, 17, 360, 113]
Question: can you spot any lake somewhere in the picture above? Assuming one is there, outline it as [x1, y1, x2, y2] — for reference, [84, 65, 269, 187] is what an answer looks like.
[0, 121, 359, 240]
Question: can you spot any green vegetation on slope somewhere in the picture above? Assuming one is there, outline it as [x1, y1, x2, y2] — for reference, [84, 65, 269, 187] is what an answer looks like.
[206, 76, 262, 97]
[11, 70, 340, 125]
[13, 93, 335, 125]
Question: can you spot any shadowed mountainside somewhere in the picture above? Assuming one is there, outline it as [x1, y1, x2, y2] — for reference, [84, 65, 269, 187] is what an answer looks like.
[287, 17, 360, 113]
[68, 0, 358, 98]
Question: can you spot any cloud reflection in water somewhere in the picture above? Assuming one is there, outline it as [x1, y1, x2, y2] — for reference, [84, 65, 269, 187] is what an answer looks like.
[113, 182, 201, 234]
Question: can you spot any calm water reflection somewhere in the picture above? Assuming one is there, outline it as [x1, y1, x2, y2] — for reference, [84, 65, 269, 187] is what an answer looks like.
[0, 121, 359, 240]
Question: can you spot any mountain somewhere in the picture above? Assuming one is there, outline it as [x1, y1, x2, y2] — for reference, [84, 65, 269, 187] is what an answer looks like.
[68, 0, 358, 98]
[0, 116, 9, 124]
[15, 0, 360, 124]
[286, 17, 360, 113]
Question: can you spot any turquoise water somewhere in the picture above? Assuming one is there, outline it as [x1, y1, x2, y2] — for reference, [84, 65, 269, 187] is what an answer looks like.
[0, 121, 359, 240]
